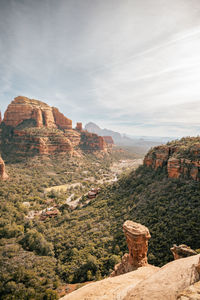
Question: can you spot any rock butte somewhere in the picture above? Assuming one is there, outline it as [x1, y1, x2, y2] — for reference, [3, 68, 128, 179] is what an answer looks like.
[111, 221, 151, 276]
[144, 142, 200, 181]
[0, 96, 108, 157]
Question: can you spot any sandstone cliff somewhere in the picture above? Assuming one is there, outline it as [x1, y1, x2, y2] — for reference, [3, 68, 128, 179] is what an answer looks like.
[0, 96, 107, 157]
[144, 137, 200, 181]
[0, 156, 8, 180]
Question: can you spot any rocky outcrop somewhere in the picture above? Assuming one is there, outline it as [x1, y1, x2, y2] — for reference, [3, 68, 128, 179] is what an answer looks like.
[0, 96, 107, 158]
[60, 255, 200, 300]
[144, 138, 200, 181]
[0, 111, 2, 124]
[60, 265, 159, 300]
[80, 131, 107, 152]
[170, 244, 197, 260]
[0, 156, 8, 180]
[111, 221, 151, 276]
[76, 122, 82, 131]
[124, 254, 200, 300]
[177, 280, 200, 300]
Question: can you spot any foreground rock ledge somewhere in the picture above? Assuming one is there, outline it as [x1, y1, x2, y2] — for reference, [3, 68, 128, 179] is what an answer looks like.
[111, 221, 151, 276]
[60, 255, 200, 300]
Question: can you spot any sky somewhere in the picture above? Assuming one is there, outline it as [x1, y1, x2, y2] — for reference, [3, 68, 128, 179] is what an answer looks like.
[0, 0, 200, 137]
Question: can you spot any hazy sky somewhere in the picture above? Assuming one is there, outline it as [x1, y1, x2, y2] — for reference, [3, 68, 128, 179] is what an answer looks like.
[0, 0, 200, 137]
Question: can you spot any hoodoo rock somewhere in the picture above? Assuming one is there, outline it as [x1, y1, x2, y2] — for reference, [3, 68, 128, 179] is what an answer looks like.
[0, 156, 8, 180]
[144, 137, 200, 181]
[170, 244, 197, 260]
[111, 221, 151, 276]
[0, 96, 108, 157]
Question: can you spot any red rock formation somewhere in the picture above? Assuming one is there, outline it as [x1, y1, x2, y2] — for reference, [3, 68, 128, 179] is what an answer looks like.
[103, 136, 114, 145]
[144, 139, 200, 181]
[170, 244, 197, 260]
[80, 132, 107, 152]
[52, 107, 72, 130]
[0, 156, 8, 180]
[111, 221, 151, 276]
[10, 128, 73, 156]
[1, 96, 107, 157]
[76, 122, 82, 131]
[3, 96, 56, 128]
[3, 96, 72, 130]
[0, 111, 2, 124]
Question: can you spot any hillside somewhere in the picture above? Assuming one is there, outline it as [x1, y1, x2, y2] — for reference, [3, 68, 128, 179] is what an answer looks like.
[0, 137, 199, 299]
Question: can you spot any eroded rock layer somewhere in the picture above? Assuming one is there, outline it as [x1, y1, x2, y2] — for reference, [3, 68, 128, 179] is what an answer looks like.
[144, 137, 200, 181]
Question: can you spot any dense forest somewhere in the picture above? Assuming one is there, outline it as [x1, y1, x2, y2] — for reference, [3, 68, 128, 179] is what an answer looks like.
[0, 148, 200, 299]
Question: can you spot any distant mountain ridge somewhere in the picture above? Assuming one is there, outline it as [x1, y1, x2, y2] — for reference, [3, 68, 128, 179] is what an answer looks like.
[85, 122, 168, 153]
[85, 122, 122, 142]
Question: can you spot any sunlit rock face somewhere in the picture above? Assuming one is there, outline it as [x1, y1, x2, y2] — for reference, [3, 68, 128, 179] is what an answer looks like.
[111, 220, 151, 276]
[0, 156, 8, 180]
[144, 138, 200, 181]
[3, 96, 57, 128]
[1, 96, 107, 158]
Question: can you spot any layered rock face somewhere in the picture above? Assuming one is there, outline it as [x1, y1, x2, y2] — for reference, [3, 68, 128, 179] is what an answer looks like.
[1, 96, 107, 157]
[80, 131, 106, 151]
[144, 138, 200, 181]
[111, 221, 151, 276]
[170, 244, 197, 260]
[3, 96, 71, 129]
[52, 107, 72, 130]
[0, 156, 8, 180]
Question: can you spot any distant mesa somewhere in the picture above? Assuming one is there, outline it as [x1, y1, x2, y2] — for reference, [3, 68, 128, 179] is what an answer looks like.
[0, 96, 108, 158]
[144, 137, 200, 181]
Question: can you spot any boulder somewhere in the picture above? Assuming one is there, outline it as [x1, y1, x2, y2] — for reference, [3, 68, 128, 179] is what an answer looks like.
[170, 244, 197, 260]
